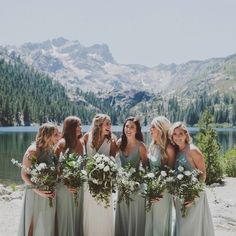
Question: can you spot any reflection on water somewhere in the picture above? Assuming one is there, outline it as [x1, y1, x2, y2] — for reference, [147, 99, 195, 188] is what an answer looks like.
[0, 127, 236, 183]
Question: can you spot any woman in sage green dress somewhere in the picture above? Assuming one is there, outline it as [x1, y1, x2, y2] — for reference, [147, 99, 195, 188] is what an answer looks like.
[54, 116, 85, 236]
[169, 122, 215, 236]
[18, 123, 60, 236]
[115, 117, 148, 236]
[145, 116, 175, 236]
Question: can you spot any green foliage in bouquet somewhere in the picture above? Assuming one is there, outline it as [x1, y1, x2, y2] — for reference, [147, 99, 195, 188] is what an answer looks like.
[174, 166, 205, 217]
[59, 150, 87, 206]
[12, 156, 58, 207]
[86, 153, 118, 208]
[116, 163, 145, 205]
[141, 167, 167, 211]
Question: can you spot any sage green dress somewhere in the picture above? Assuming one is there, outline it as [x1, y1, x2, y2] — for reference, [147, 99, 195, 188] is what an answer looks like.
[18, 148, 56, 236]
[115, 142, 146, 236]
[145, 145, 173, 236]
[56, 148, 85, 236]
[174, 147, 215, 236]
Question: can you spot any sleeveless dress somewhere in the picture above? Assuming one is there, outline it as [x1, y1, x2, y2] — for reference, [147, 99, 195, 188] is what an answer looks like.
[55, 146, 85, 236]
[145, 145, 173, 236]
[115, 142, 146, 236]
[18, 148, 57, 236]
[174, 147, 215, 236]
[83, 134, 114, 236]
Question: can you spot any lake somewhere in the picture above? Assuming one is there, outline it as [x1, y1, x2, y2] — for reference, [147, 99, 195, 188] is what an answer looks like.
[1, 126, 236, 183]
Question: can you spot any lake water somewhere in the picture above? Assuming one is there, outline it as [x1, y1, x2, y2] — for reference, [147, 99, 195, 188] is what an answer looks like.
[0, 126, 236, 183]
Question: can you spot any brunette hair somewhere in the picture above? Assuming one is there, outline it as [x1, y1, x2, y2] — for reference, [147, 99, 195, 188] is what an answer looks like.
[62, 116, 81, 150]
[120, 117, 143, 151]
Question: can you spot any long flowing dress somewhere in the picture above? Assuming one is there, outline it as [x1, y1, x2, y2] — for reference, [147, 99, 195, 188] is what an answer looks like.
[174, 148, 215, 236]
[115, 142, 146, 236]
[145, 145, 173, 236]
[18, 148, 56, 236]
[83, 134, 114, 236]
[56, 147, 85, 236]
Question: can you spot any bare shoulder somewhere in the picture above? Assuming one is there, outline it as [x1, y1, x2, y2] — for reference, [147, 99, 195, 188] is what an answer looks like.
[167, 143, 175, 155]
[117, 138, 122, 148]
[189, 144, 203, 156]
[139, 142, 148, 151]
[23, 144, 36, 161]
[83, 132, 89, 143]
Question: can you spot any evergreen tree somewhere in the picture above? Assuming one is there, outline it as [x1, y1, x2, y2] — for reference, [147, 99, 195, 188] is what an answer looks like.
[195, 111, 223, 185]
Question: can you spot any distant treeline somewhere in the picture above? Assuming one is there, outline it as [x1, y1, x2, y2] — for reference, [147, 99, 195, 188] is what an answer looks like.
[0, 56, 236, 126]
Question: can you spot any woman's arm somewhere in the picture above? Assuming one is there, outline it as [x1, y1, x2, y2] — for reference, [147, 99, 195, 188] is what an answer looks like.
[166, 144, 176, 169]
[190, 145, 206, 182]
[139, 142, 149, 168]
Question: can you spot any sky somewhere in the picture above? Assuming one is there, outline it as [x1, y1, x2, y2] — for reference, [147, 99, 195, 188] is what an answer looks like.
[1, 0, 236, 67]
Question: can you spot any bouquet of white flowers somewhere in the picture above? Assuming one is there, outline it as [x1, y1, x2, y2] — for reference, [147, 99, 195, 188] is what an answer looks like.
[59, 150, 87, 206]
[12, 157, 58, 207]
[116, 163, 144, 205]
[173, 165, 205, 217]
[86, 153, 118, 208]
[142, 167, 168, 211]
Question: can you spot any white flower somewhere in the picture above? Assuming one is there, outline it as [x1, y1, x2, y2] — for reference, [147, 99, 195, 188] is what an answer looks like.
[178, 166, 184, 172]
[161, 171, 167, 177]
[192, 177, 198, 183]
[146, 173, 155, 178]
[37, 163, 47, 170]
[96, 156, 102, 163]
[81, 170, 87, 175]
[104, 166, 110, 172]
[92, 179, 99, 184]
[184, 171, 191, 176]
[109, 161, 114, 167]
[177, 174, 184, 180]
[98, 163, 105, 169]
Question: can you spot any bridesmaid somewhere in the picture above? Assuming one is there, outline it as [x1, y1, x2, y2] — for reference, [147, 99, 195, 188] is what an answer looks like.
[18, 123, 60, 236]
[115, 117, 148, 236]
[83, 113, 118, 236]
[145, 116, 175, 236]
[169, 122, 215, 236]
[54, 116, 85, 236]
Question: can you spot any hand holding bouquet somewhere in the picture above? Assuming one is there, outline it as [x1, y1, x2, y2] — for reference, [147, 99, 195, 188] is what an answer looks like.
[12, 157, 58, 207]
[142, 167, 167, 211]
[174, 165, 205, 217]
[116, 163, 144, 205]
[59, 150, 87, 206]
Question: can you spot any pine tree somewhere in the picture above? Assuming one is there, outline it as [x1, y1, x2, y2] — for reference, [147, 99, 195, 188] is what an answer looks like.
[195, 111, 223, 185]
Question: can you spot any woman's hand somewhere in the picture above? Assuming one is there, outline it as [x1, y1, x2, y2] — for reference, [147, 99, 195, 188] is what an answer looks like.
[34, 189, 55, 198]
[150, 194, 163, 204]
[184, 200, 194, 208]
[67, 186, 77, 193]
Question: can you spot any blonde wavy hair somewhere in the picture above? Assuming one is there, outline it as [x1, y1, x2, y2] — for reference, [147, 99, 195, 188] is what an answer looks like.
[91, 114, 111, 149]
[169, 121, 192, 145]
[36, 123, 57, 151]
[149, 116, 171, 165]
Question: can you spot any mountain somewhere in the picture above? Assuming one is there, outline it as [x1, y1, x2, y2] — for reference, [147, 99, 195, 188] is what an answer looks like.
[3, 37, 236, 99]
[1, 38, 236, 126]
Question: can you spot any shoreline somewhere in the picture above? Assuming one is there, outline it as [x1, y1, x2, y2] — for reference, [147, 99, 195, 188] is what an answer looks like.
[0, 178, 236, 236]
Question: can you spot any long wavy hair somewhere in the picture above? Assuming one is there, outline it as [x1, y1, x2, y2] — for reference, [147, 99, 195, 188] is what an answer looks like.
[62, 116, 81, 151]
[149, 116, 171, 165]
[36, 123, 57, 152]
[91, 114, 111, 149]
[169, 121, 192, 146]
[120, 117, 143, 151]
